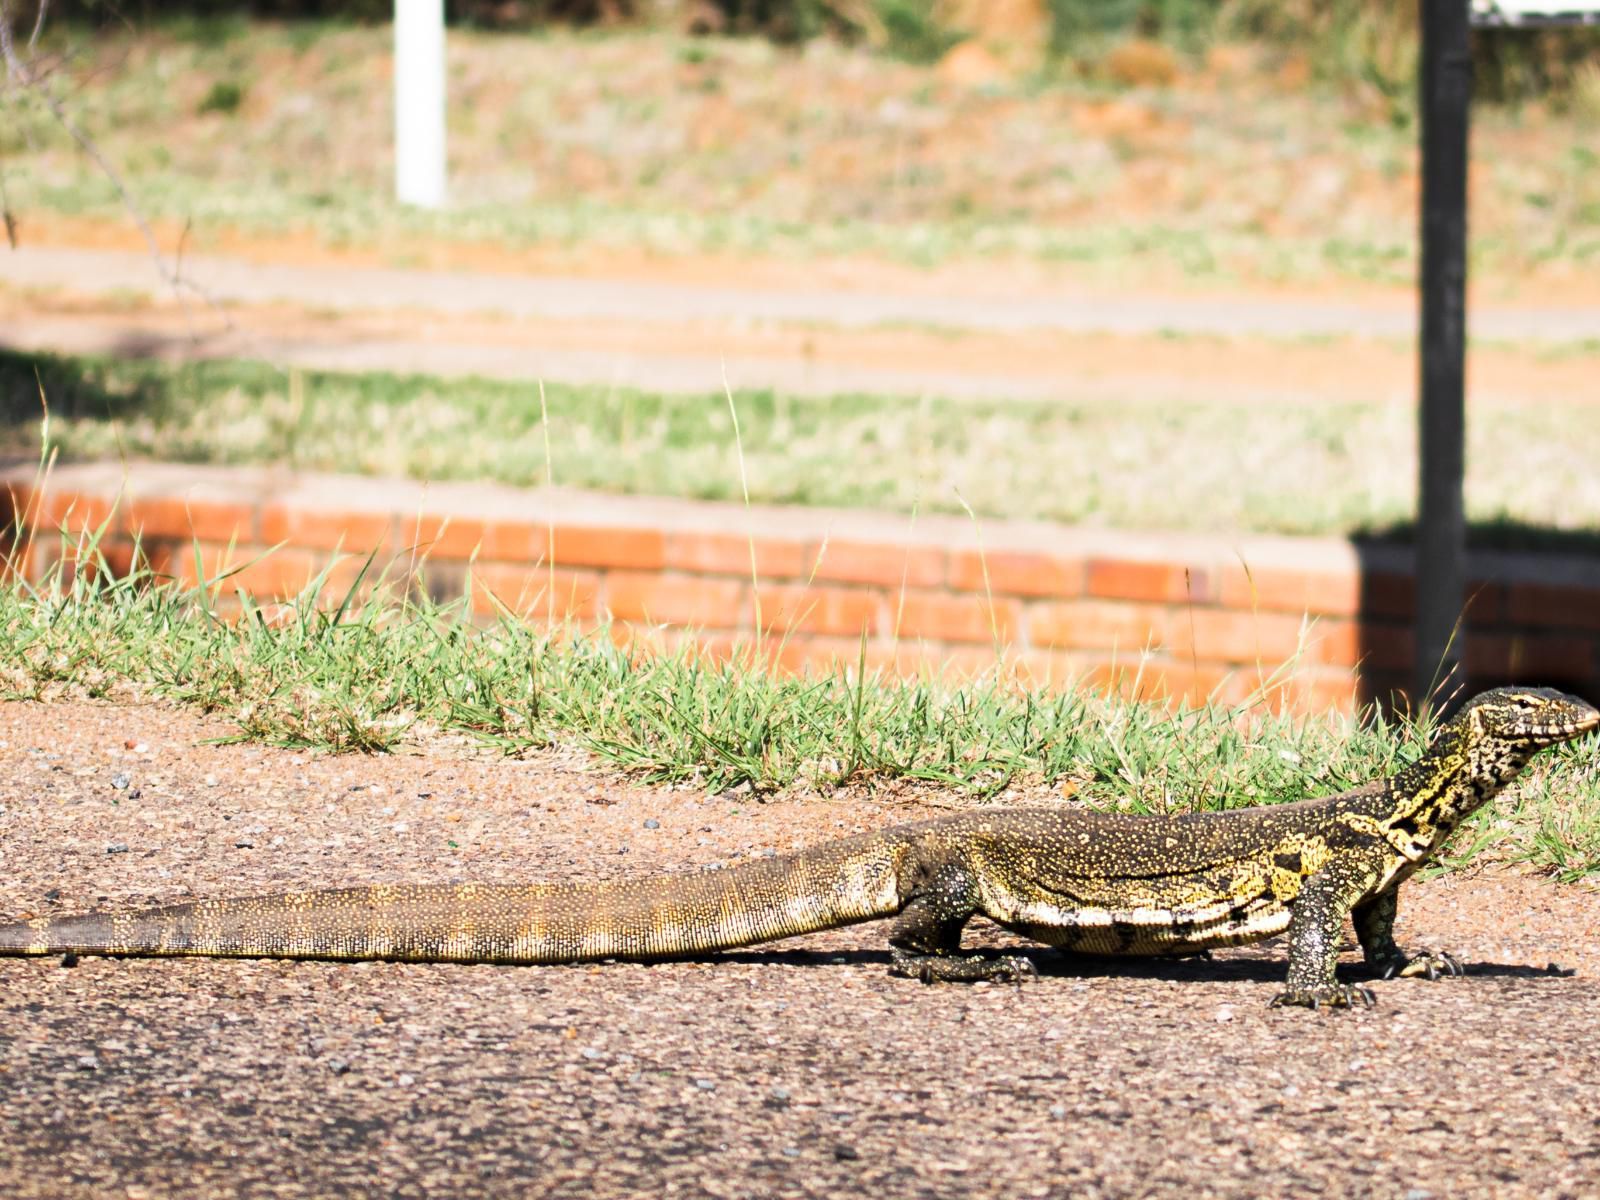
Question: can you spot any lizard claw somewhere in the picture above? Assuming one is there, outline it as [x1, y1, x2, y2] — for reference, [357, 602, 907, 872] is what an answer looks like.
[1270, 983, 1376, 1010]
[1394, 950, 1463, 981]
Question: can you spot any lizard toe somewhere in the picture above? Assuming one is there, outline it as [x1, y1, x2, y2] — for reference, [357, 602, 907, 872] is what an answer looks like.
[1270, 983, 1377, 1011]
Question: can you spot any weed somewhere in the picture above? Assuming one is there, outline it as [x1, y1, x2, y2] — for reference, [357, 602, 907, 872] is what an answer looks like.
[197, 81, 246, 117]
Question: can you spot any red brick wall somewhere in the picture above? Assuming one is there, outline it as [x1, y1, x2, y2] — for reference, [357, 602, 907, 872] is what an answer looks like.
[7, 463, 1600, 712]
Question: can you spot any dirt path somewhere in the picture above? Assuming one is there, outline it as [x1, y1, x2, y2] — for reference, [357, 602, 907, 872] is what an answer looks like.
[2, 700, 1598, 1199]
[6, 261, 1599, 411]
[10, 242, 1600, 343]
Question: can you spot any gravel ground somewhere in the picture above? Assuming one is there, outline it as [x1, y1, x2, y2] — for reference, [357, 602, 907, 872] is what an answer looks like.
[2, 700, 1599, 1200]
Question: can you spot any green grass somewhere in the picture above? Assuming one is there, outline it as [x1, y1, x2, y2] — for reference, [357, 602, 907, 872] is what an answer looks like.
[4, 24, 1598, 287]
[9, 349, 1600, 545]
[5, 527, 1599, 879]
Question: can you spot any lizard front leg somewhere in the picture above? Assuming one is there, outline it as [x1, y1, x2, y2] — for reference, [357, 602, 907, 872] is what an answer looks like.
[1271, 851, 1389, 1010]
[1352, 888, 1462, 982]
[887, 862, 1035, 984]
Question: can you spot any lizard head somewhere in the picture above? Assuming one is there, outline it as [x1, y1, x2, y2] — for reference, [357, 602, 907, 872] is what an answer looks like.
[1454, 687, 1599, 750]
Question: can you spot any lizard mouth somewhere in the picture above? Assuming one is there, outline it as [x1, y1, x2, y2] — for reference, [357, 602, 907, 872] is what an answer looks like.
[1534, 712, 1600, 739]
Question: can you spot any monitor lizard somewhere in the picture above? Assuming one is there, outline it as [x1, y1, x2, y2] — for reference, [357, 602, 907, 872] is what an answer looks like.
[1, 686, 1594, 1009]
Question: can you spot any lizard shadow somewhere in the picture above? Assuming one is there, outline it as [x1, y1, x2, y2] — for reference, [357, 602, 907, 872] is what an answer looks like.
[704, 946, 1577, 983]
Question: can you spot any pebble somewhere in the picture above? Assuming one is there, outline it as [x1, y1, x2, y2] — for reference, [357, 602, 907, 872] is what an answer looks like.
[1050, 1105, 1068, 1119]
[106, 843, 129, 854]
[326, 1059, 350, 1075]
[111, 773, 131, 790]
[695, 1078, 716, 1091]
[782, 1147, 801, 1159]
[643, 818, 660, 829]
[832, 1144, 859, 1161]
[235, 840, 255, 849]
[581, 1047, 603, 1060]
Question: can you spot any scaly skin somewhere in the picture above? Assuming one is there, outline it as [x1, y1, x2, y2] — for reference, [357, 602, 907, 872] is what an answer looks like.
[1, 687, 1594, 1009]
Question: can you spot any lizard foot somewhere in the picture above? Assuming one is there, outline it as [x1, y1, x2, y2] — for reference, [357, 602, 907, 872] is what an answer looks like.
[1268, 983, 1376, 1010]
[889, 949, 1037, 984]
[1380, 950, 1462, 982]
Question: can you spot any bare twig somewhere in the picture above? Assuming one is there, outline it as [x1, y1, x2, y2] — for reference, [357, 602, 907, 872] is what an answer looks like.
[0, 0, 231, 335]
[27, 0, 47, 52]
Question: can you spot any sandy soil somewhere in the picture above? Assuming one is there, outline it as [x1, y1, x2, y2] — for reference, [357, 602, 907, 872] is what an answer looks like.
[2, 699, 1599, 1199]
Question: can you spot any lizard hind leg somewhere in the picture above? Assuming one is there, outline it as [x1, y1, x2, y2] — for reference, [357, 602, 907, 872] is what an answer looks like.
[885, 869, 1036, 984]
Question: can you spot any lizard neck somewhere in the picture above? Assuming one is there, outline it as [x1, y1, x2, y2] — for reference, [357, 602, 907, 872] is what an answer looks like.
[1386, 721, 1531, 841]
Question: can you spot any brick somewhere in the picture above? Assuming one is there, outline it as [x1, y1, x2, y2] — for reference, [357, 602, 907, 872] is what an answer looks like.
[399, 514, 492, 562]
[1166, 608, 1312, 667]
[1504, 581, 1600, 633]
[0, 483, 34, 528]
[774, 636, 871, 677]
[549, 525, 664, 570]
[1079, 656, 1190, 704]
[938, 643, 1012, 680]
[1466, 633, 1595, 682]
[52, 535, 140, 584]
[477, 520, 550, 562]
[232, 553, 351, 601]
[1361, 571, 1416, 620]
[892, 590, 1020, 646]
[1462, 582, 1506, 625]
[1270, 669, 1360, 716]
[404, 516, 549, 564]
[812, 539, 945, 589]
[869, 640, 959, 679]
[125, 497, 253, 543]
[411, 563, 468, 606]
[1359, 671, 1410, 711]
[607, 572, 744, 628]
[175, 546, 318, 597]
[1028, 600, 1168, 654]
[683, 633, 744, 667]
[663, 531, 809, 581]
[470, 564, 601, 621]
[1216, 563, 1362, 617]
[606, 621, 675, 655]
[1352, 622, 1415, 672]
[948, 549, 1083, 599]
[758, 584, 882, 638]
[40, 490, 114, 535]
[1009, 650, 1091, 691]
[1306, 619, 1360, 668]
[261, 506, 392, 554]
[1087, 558, 1212, 604]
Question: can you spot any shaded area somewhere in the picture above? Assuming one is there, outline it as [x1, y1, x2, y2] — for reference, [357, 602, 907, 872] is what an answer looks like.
[1353, 528, 1600, 711]
[0, 346, 171, 441]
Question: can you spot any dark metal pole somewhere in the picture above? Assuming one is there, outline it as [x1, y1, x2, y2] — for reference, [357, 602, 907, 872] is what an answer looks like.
[1415, 0, 1473, 707]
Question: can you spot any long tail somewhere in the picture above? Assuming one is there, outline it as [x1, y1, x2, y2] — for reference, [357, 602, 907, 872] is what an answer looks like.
[0, 831, 912, 964]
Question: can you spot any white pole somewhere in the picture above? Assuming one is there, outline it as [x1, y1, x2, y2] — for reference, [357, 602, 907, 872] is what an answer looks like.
[394, 0, 446, 208]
